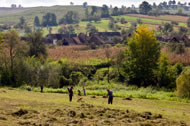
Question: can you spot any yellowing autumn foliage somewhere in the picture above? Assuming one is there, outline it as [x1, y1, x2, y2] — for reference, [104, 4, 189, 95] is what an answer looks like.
[125, 25, 160, 86]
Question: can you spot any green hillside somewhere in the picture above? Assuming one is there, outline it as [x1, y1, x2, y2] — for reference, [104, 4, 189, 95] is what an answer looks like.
[0, 6, 85, 24]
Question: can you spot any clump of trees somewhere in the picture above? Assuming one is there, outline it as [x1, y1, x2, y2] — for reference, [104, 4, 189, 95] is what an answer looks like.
[108, 18, 121, 31]
[42, 13, 57, 27]
[59, 11, 80, 24]
[58, 25, 75, 34]
[86, 23, 98, 34]
[84, 6, 101, 22]
[122, 25, 183, 88]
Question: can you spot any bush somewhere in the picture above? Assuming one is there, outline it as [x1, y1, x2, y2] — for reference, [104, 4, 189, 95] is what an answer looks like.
[157, 54, 177, 88]
[136, 18, 143, 24]
[57, 40, 63, 46]
[176, 68, 190, 97]
[171, 21, 178, 25]
[70, 72, 83, 85]
[120, 18, 127, 24]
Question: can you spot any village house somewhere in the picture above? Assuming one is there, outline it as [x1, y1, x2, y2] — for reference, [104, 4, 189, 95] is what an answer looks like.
[45, 34, 77, 45]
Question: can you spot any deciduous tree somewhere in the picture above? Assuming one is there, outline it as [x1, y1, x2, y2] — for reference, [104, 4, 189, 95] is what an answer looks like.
[124, 25, 160, 86]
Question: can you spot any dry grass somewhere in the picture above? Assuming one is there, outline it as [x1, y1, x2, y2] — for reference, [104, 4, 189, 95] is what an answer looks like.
[48, 46, 190, 65]
[48, 45, 124, 61]
[162, 48, 190, 65]
[127, 14, 189, 23]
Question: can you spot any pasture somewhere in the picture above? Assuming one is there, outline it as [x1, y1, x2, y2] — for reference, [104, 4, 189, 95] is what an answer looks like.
[0, 88, 189, 125]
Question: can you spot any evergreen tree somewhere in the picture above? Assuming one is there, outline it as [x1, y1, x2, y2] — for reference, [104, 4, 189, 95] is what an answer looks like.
[91, 6, 98, 16]
[139, 1, 152, 14]
[101, 5, 110, 18]
[34, 16, 40, 27]
[112, 7, 119, 16]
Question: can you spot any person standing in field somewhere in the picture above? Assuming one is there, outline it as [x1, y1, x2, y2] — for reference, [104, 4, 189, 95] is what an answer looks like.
[68, 87, 73, 102]
[107, 89, 113, 104]
[83, 87, 86, 96]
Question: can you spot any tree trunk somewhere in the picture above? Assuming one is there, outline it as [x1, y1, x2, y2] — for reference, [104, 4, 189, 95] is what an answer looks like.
[108, 66, 110, 83]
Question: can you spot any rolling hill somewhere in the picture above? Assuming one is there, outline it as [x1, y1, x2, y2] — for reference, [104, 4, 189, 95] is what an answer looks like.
[0, 6, 86, 25]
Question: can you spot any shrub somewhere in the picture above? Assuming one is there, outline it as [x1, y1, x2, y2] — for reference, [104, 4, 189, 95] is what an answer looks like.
[179, 26, 188, 34]
[157, 54, 176, 88]
[70, 72, 83, 85]
[171, 21, 178, 25]
[120, 18, 127, 24]
[57, 40, 63, 46]
[136, 18, 143, 24]
[176, 68, 190, 97]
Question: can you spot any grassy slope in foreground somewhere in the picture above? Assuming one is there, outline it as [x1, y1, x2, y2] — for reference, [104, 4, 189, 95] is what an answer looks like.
[0, 88, 189, 125]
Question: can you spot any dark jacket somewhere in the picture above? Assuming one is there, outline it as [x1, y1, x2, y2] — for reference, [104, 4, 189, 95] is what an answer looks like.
[68, 88, 73, 96]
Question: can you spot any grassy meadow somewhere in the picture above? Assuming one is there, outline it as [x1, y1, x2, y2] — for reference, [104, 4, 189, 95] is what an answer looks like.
[0, 6, 86, 24]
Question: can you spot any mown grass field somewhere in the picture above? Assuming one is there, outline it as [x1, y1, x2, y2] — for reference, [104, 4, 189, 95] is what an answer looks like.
[0, 88, 189, 125]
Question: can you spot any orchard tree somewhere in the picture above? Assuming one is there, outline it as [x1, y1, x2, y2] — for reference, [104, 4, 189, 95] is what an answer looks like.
[124, 25, 160, 87]
[139, 1, 152, 14]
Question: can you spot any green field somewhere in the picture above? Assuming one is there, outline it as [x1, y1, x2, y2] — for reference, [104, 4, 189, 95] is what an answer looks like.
[114, 15, 187, 27]
[0, 88, 189, 125]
